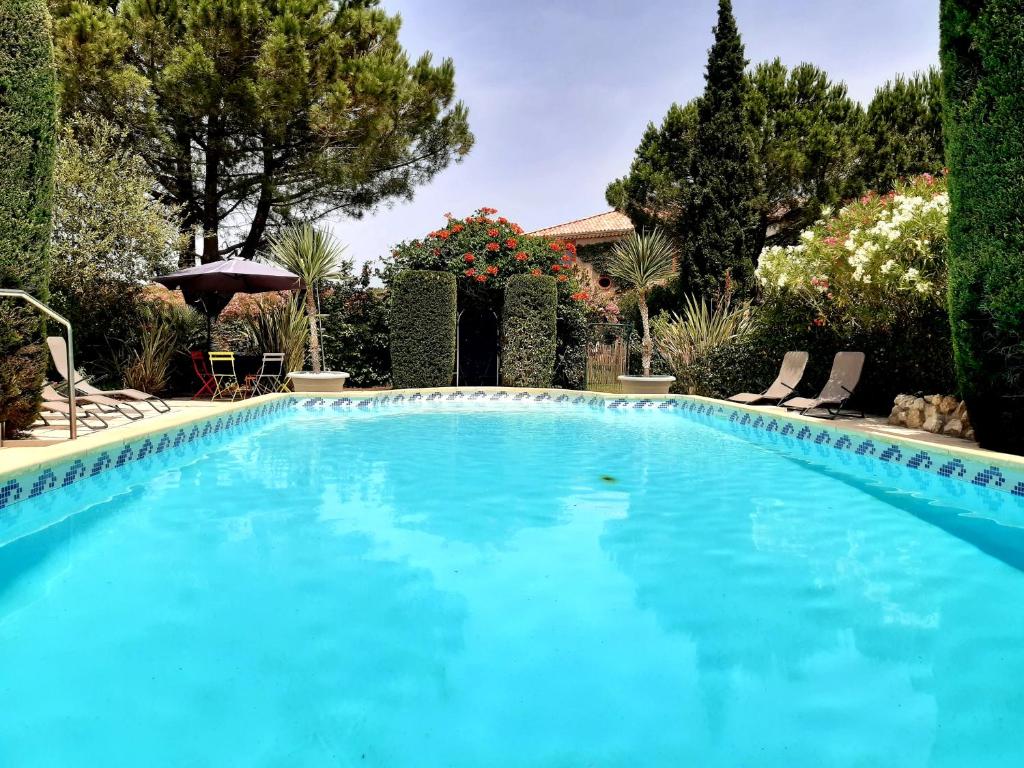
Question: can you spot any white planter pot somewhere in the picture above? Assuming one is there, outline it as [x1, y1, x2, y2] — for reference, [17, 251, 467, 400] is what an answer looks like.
[287, 371, 350, 393]
[617, 375, 676, 395]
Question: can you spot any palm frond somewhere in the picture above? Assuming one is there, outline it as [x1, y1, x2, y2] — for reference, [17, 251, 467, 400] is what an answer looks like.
[606, 228, 676, 293]
[240, 298, 309, 373]
[654, 294, 754, 369]
[267, 223, 348, 287]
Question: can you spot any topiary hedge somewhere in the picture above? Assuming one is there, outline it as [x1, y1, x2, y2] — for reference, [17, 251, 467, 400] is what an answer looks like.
[390, 270, 456, 388]
[0, 0, 57, 434]
[502, 274, 556, 387]
[941, 0, 1024, 452]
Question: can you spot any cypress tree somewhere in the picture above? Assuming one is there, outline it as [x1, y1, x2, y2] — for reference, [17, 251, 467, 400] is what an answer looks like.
[941, 0, 1024, 453]
[678, 0, 759, 298]
[0, 0, 57, 434]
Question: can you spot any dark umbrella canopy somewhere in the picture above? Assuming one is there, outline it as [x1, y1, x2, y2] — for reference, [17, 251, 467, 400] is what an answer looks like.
[155, 259, 302, 295]
[154, 259, 302, 347]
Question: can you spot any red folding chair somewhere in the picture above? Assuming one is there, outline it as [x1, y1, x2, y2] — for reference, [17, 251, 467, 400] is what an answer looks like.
[191, 351, 216, 399]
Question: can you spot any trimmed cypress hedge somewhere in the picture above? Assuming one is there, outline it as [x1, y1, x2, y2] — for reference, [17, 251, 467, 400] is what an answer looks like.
[0, 0, 57, 434]
[390, 270, 456, 388]
[941, 1, 1024, 452]
[501, 274, 557, 388]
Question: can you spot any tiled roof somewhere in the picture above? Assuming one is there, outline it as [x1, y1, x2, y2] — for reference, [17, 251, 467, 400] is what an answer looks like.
[528, 210, 634, 242]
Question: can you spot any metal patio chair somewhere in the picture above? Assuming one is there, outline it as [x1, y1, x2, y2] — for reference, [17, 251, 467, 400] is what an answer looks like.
[208, 351, 243, 401]
[191, 351, 217, 399]
[249, 352, 286, 396]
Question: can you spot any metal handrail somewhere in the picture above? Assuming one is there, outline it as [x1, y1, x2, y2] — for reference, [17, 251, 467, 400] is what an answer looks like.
[0, 289, 77, 439]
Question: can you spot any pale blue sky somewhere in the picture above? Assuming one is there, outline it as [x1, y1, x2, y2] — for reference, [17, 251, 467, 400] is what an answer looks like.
[329, 0, 940, 269]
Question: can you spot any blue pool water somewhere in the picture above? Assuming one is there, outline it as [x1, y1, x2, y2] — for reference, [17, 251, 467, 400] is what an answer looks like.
[2, 404, 1024, 766]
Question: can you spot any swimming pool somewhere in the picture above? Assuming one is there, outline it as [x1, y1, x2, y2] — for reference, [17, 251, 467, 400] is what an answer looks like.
[2, 393, 1023, 766]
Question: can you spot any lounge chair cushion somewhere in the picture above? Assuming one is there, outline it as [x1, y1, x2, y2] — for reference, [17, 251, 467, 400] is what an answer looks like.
[728, 392, 767, 404]
[783, 396, 823, 411]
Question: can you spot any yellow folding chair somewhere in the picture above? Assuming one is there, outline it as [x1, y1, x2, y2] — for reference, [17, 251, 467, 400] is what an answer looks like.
[208, 352, 243, 401]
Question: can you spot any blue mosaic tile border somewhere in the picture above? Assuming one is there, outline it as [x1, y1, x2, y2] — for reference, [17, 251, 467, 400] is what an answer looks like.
[3, 390, 1024, 527]
[290, 390, 1024, 499]
[0, 398, 292, 515]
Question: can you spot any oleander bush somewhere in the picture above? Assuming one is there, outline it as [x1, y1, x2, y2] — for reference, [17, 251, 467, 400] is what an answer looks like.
[502, 274, 557, 387]
[665, 174, 956, 410]
[0, 0, 57, 433]
[390, 270, 457, 388]
[941, 0, 1024, 452]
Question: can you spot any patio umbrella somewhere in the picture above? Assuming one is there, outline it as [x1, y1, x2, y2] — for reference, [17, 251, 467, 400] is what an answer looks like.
[154, 259, 302, 347]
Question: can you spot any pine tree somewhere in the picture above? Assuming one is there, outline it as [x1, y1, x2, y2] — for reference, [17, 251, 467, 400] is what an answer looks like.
[51, 0, 473, 265]
[747, 59, 863, 249]
[606, 101, 698, 233]
[677, 0, 759, 298]
[0, 0, 57, 433]
[859, 68, 944, 193]
[941, 0, 1024, 453]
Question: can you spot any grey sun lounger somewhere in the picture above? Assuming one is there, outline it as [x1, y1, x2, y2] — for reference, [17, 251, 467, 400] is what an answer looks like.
[47, 336, 171, 413]
[38, 395, 109, 431]
[43, 384, 145, 422]
[784, 351, 866, 418]
[729, 351, 809, 405]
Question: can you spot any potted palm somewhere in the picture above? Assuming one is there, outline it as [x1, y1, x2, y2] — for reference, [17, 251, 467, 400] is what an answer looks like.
[607, 228, 677, 395]
[269, 223, 350, 392]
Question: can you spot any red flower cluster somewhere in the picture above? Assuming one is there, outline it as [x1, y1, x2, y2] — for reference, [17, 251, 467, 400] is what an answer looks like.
[514, 252, 529, 261]
[487, 228, 500, 237]
[476, 274, 488, 283]
[464, 253, 475, 263]
[530, 268, 542, 276]
[480, 207, 498, 215]
[486, 265, 499, 276]
[464, 268, 476, 277]
[550, 264, 561, 272]
[486, 242, 499, 252]
[571, 291, 589, 301]
[505, 238, 518, 248]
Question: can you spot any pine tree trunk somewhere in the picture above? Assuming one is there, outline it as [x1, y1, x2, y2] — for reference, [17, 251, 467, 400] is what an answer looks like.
[306, 289, 321, 374]
[639, 295, 653, 376]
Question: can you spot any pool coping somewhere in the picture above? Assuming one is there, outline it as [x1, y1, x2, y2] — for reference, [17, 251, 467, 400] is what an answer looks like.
[1, 388, 1023, 513]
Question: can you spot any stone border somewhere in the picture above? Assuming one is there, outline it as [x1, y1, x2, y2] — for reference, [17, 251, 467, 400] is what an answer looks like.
[2, 388, 1023, 522]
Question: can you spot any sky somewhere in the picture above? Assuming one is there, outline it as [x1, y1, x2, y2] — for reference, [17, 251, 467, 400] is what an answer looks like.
[328, 0, 940, 271]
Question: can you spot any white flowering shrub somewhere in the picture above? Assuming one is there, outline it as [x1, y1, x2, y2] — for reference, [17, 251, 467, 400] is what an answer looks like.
[756, 174, 948, 329]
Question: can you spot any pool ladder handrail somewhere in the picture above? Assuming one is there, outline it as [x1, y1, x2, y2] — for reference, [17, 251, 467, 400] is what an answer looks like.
[0, 289, 77, 440]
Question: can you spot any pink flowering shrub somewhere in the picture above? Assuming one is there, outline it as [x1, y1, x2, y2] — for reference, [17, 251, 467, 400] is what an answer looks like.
[756, 173, 949, 331]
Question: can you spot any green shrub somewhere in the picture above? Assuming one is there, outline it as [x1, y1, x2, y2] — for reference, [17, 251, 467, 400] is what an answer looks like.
[748, 173, 956, 412]
[390, 270, 456, 388]
[122, 302, 204, 396]
[674, 294, 956, 412]
[320, 274, 391, 388]
[49, 117, 183, 384]
[502, 275, 557, 387]
[0, 0, 57, 433]
[941, 1, 1024, 452]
